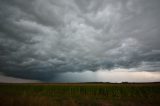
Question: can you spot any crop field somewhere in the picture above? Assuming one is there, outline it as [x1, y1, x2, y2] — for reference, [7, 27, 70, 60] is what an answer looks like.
[0, 83, 160, 106]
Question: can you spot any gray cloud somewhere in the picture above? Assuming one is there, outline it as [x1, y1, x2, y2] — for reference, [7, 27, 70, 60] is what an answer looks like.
[0, 0, 160, 81]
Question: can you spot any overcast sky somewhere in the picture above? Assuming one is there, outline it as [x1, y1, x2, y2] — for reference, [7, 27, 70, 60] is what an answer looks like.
[0, 0, 160, 82]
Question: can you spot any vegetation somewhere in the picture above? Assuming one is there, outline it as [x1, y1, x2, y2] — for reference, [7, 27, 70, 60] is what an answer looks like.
[0, 83, 160, 106]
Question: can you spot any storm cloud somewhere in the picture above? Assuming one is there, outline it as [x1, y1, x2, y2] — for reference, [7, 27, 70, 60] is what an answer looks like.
[0, 0, 160, 81]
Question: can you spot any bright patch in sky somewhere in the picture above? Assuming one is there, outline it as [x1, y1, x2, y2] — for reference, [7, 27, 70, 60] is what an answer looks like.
[55, 69, 160, 83]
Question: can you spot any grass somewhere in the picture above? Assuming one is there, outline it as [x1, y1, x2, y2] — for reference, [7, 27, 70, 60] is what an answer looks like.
[0, 83, 160, 106]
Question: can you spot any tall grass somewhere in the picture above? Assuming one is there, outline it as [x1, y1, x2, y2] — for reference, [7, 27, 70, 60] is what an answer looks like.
[0, 83, 160, 106]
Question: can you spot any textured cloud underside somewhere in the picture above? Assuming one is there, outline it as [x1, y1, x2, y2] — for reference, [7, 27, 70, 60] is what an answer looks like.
[0, 0, 160, 81]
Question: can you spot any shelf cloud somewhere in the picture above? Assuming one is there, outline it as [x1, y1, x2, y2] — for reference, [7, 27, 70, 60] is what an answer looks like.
[0, 0, 160, 81]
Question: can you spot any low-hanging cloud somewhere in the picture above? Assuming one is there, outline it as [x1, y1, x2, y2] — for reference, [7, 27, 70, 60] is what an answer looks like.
[0, 0, 160, 81]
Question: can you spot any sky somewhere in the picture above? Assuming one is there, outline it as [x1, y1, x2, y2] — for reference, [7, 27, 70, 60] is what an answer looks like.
[0, 0, 160, 83]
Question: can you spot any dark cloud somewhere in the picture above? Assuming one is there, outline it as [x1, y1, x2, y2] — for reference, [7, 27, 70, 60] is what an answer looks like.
[0, 0, 160, 81]
[0, 73, 41, 83]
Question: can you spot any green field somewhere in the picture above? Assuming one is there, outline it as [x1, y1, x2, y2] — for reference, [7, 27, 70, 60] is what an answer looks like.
[0, 83, 160, 106]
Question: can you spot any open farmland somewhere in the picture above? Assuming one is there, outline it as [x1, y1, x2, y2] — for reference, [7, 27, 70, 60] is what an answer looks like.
[0, 83, 160, 106]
